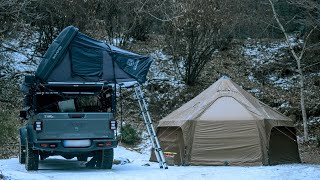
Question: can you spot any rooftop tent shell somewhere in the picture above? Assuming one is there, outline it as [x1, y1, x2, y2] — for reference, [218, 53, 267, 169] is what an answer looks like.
[35, 26, 152, 84]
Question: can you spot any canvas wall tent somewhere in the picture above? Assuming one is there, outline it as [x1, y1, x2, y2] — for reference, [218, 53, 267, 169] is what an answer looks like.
[151, 76, 301, 166]
[35, 26, 152, 84]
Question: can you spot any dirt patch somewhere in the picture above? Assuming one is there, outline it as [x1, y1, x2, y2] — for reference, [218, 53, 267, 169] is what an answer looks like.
[298, 141, 320, 164]
[0, 143, 18, 159]
[296, 122, 320, 164]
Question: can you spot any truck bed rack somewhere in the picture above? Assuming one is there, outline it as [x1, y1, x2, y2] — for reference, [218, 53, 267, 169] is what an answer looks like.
[37, 82, 112, 92]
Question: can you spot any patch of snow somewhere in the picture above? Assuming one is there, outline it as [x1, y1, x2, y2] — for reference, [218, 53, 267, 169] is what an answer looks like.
[0, 146, 320, 180]
[288, 35, 304, 47]
[148, 49, 185, 89]
[150, 50, 169, 62]
[266, 74, 298, 90]
[243, 40, 288, 67]
[136, 131, 153, 155]
[248, 88, 260, 93]
[248, 73, 256, 82]
[280, 101, 290, 108]
[309, 117, 320, 125]
[112, 38, 124, 46]
[308, 72, 320, 77]
[1, 31, 40, 76]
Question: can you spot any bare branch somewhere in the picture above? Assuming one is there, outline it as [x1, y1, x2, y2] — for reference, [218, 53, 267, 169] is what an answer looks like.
[147, 12, 183, 22]
[268, 0, 300, 60]
[299, 25, 317, 60]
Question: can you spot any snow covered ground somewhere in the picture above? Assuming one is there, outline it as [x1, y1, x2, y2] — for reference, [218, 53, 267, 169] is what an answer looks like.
[0, 146, 320, 180]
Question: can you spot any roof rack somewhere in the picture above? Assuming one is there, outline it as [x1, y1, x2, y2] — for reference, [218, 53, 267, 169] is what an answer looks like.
[35, 82, 112, 93]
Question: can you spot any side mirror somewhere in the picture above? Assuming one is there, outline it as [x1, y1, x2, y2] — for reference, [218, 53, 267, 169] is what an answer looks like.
[19, 110, 27, 120]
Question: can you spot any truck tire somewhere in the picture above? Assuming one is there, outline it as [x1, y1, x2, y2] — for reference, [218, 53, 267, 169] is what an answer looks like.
[98, 149, 113, 169]
[18, 138, 26, 164]
[25, 138, 39, 171]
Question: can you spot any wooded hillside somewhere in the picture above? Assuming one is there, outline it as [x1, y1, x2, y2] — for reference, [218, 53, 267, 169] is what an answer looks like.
[0, 0, 319, 160]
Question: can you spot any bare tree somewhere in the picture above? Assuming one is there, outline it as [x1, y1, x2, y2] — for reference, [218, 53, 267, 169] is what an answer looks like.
[162, 0, 240, 86]
[268, 0, 317, 141]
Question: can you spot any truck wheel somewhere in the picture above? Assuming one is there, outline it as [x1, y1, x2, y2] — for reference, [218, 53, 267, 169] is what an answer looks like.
[25, 138, 39, 171]
[98, 149, 113, 169]
[19, 138, 26, 164]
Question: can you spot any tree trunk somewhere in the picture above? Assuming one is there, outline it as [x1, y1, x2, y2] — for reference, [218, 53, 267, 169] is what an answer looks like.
[268, 0, 309, 141]
[297, 59, 308, 141]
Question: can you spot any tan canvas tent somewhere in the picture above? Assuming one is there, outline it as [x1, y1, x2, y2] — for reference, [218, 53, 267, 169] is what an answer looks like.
[151, 76, 300, 166]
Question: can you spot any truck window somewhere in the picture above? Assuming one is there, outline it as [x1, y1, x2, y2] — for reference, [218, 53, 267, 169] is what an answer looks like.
[35, 92, 112, 113]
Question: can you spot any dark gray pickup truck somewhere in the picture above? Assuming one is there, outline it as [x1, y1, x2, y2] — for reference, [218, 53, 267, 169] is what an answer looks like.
[19, 81, 118, 170]
[17, 25, 153, 171]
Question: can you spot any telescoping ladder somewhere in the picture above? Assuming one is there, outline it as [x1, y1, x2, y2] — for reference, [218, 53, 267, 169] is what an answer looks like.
[134, 84, 168, 169]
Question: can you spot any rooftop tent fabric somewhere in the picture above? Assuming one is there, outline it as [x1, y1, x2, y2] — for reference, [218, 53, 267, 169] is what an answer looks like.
[110, 45, 152, 83]
[151, 77, 301, 166]
[35, 26, 152, 83]
[36, 26, 79, 81]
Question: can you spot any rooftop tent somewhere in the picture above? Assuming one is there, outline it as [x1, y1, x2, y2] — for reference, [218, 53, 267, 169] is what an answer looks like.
[151, 76, 301, 166]
[35, 26, 152, 84]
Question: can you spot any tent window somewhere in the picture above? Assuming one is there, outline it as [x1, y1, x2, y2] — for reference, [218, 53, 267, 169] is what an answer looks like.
[71, 46, 103, 77]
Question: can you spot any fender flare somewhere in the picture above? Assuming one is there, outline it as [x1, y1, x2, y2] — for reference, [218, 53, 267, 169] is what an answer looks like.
[19, 127, 27, 146]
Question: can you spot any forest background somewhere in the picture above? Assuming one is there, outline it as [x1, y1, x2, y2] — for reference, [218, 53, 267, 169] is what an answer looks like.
[0, 0, 319, 162]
